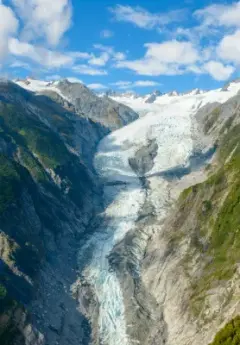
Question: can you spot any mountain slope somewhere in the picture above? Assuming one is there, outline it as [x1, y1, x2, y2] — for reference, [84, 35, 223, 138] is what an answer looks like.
[1, 78, 240, 345]
[15, 79, 139, 130]
[0, 79, 138, 345]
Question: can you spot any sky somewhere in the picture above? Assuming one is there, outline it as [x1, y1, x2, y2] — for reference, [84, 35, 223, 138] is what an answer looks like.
[1, 0, 240, 94]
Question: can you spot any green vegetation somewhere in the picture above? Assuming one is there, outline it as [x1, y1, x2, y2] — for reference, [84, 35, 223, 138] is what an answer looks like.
[204, 107, 221, 134]
[0, 154, 22, 214]
[219, 116, 235, 135]
[209, 316, 240, 345]
[178, 186, 193, 202]
[219, 124, 240, 167]
[0, 103, 69, 169]
[177, 122, 240, 316]
[0, 290, 24, 345]
[0, 284, 7, 299]
[18, 147, 47, 182]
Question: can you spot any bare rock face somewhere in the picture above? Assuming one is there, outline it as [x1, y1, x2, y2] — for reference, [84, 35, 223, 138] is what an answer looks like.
[145, 91, 162, 104]
[128, 139, 158, 176]
[54, 80, 139, 130]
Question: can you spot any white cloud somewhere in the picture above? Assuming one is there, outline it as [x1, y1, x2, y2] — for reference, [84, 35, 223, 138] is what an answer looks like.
[112, 81, 132, 88]
[90, 44, 126, 65]
[113, 52, 126, 61]
[88, 52, 110, 66]
[112, 80, 161, 89]
[101, 30, 114, 38]
[134, 80, 160, 87]
[110, 5, 185, 29]
[116, 40, 199, 76]
[93, 44, 114, 54]
[145, 41, 198, 64]
[88, 83, 107, 90]
[70, 52, 92, 59]
[195, 2, 240, 28]
[203, 61, 235, 81]
[10, 60, 31, 70]
[117, 59, 181, 76]
[187, 65, 202, 74]
[0, 3, 18, 60]
[217, 30, 240, 64]
[66, 77, 83, 83]
[11, 0, 72, 46]
[72, 64, 107, 76]
[9, 38, 73, 68]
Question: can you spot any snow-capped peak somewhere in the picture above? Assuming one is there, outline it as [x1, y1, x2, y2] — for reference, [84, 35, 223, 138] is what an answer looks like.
[183, 88, 204, 96]
[167, 90, 179, 97]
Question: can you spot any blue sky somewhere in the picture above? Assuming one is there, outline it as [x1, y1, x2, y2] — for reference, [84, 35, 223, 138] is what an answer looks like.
[1, 0, 240, 93]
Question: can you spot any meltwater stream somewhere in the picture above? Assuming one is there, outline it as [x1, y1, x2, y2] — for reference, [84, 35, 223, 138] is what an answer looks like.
[78, 99, 207, 345]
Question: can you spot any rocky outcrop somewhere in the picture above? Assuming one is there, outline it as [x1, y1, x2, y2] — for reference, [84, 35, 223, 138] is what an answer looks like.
[145, 91, 162, 104]
[44, 80, 139, 130]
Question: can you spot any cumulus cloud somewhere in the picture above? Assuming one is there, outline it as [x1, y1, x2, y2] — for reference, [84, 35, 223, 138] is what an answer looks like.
[113, 52, 126, 61]
[11, 0, 72, 46]
[145, 41, 198, 64]
[110, 5, 186, 29]
[93, 44, 126, 62]
[203, 61, 235, 81]
[0, 3, 18, 60]
[195, 2, 240, 28]
[9, 38, 73, 68]
[88, 52, 110, 66]
[116, 40, 199, 76]
[217, 30, 240, 64]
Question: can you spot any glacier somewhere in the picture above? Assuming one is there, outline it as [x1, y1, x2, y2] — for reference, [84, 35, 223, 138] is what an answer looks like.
[79, 81, 240, 345]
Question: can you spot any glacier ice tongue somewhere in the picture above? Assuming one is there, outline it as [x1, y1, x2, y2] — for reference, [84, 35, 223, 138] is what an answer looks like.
[77, 81, 240, 345]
